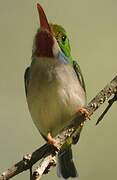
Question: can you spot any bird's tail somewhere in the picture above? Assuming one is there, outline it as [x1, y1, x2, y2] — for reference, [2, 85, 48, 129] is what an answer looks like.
[57, 146, 78, 179]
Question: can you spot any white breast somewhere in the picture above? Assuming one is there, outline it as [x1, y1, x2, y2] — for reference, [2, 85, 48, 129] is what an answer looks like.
[27, 57, 86, 137]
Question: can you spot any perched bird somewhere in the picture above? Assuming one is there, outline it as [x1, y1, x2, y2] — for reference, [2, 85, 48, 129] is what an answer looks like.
[24, 3, 87, 179]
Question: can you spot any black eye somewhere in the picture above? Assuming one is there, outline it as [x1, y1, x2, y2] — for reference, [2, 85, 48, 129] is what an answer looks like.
[62, 35, 66, 42]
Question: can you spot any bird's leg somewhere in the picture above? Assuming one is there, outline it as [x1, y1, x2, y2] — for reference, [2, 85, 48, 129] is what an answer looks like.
[77, 107, 90, 119]
[47, 132, 57, 146]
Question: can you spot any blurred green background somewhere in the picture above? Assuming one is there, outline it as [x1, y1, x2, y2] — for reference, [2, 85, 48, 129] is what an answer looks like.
[0, 0, 117, 179]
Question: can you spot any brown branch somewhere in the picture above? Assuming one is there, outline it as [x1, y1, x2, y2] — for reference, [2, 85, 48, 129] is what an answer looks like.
[0, 75, 117, 180]
[32, 155, 56, 180]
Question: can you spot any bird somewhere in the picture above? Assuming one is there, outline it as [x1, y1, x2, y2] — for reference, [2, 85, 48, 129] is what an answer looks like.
[24, 3, 87, 179]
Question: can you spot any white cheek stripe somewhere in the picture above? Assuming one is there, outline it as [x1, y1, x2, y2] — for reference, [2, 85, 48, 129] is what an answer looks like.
[52, 37, 61, 56]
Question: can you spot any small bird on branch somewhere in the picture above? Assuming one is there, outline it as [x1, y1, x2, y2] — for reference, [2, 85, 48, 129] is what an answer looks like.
[24, 2, 89, 179]
[0, 3, 116, 180]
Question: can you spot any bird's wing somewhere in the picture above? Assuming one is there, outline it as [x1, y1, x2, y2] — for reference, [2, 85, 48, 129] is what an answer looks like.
[73, 60, 86, 92]
[24, 67, 30, 96]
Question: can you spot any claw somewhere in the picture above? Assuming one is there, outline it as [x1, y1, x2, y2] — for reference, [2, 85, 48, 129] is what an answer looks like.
[77, 107, 90, 119]
[47, 132, 57, 146]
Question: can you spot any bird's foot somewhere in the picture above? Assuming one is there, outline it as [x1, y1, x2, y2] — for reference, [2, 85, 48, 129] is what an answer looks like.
[47, 132, 56, 145]
[77, 107, 90, 119]
[47, 133, 59, 150]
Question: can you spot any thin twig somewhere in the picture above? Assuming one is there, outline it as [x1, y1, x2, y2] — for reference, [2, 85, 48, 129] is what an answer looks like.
[30, 166, 33, 180]
[96, 92, 117, 125]
[0, 75, 117, 180]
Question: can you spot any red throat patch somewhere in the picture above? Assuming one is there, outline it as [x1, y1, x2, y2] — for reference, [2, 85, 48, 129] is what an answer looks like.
[33, 30, 54, 57]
